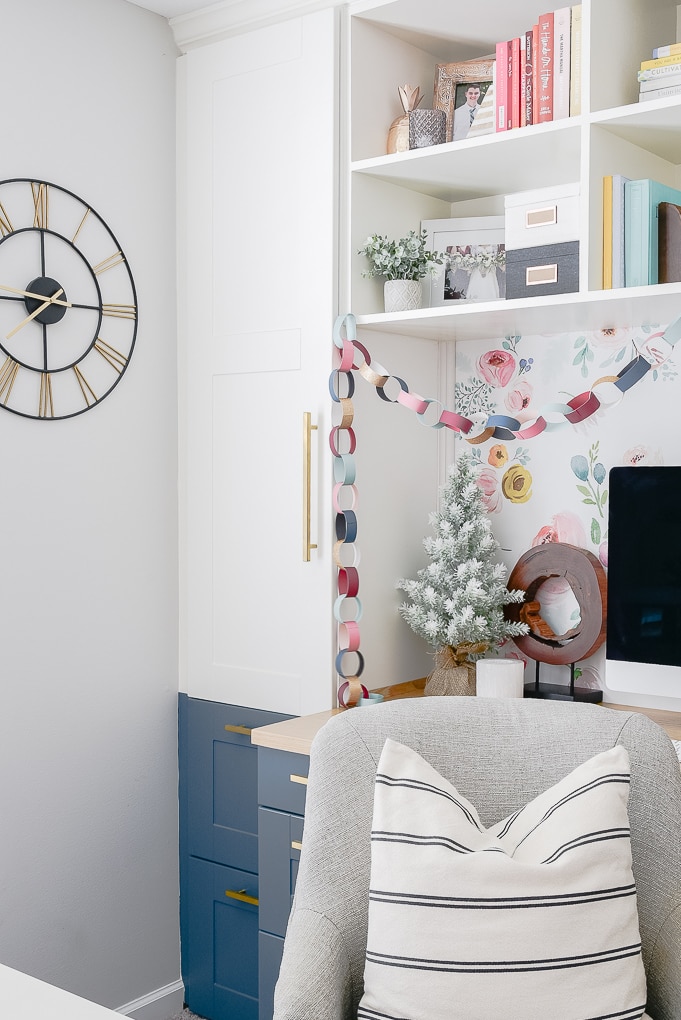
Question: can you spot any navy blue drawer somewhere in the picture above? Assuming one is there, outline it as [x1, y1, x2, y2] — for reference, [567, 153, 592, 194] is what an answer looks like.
[258, 747, 309, 815]
[184, 856, 260, 1020]
[258, 807, 303, 937]
[180, 696, 291, 872]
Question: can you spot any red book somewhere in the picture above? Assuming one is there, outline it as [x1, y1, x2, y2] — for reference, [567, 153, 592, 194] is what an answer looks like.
[510, 36, 521, 128]
[537, 11, 554, 122]
[523, 29, 534, 126]
[495, 40, 510, 131]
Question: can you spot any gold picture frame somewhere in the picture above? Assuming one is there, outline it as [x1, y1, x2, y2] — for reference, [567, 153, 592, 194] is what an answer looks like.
[433, 56, 496, 143]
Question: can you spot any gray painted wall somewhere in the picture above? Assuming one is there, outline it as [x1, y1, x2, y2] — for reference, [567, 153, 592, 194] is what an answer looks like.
[0, 0, 180, 1009]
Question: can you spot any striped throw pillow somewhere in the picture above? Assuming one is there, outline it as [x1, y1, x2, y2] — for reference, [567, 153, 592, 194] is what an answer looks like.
[358, 739, 648, 1020]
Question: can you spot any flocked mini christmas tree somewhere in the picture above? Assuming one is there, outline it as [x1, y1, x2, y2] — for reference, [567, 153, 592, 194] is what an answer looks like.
[397, 453, 528, 670]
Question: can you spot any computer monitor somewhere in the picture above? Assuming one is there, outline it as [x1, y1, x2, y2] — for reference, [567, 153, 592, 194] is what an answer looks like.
[606, 465, 681, 697]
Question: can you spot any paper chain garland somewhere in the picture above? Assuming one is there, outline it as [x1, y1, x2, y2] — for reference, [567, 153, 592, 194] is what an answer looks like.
[329, 310, 681, 707]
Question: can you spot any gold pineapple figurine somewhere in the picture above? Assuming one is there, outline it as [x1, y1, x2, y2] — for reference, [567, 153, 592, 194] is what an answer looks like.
[387, 84, 423, 154]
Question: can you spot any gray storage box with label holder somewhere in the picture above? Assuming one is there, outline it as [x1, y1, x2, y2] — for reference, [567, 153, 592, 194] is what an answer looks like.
[505, 240, 579, 299]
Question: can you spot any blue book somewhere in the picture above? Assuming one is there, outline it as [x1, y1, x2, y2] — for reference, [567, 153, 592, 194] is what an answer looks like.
[625, 178, 681, 287]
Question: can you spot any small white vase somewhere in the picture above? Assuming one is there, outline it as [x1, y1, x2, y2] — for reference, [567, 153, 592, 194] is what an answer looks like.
[384, 279, 422, 313]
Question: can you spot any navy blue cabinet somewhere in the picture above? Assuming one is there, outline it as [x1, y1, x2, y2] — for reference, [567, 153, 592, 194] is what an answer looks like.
[179, 695, 291, 1020]
[257, 747, 309, 1019]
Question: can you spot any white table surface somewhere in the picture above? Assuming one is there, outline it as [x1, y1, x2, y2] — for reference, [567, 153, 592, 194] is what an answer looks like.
[0, 964, 121, 1018]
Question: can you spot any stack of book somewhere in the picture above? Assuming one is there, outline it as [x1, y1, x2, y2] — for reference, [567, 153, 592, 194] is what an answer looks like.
[603, 175, 681, 288]
[495, 5, 581, 132]
[638, 43, 681, 102]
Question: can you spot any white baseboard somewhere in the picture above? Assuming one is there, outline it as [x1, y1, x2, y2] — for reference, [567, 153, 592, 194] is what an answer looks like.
[116, 978, 184, 1019]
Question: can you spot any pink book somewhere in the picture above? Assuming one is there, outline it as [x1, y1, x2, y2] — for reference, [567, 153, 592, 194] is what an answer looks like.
[511, 36, 521, 128]
[537, 12, 554, 122]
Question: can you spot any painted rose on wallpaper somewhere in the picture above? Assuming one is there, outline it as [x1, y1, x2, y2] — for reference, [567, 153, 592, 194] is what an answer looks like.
[505, 379, 533, 419]
[476, 466, 503, 513]
[477, 349, 515, 388]
[488, 443, 508, 467]
[622, 444, 663, 466]
[532, 512, 588, 548]
[501, 464, 533, 503]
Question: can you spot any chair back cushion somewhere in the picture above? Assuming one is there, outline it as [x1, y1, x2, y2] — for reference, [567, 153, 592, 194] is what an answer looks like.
[284, 699, 681, 1020]
[358, 738, 646, 1020]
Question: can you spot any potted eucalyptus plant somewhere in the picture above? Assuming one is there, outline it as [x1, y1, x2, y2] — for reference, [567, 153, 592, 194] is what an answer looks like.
[358, 229, 445, 313]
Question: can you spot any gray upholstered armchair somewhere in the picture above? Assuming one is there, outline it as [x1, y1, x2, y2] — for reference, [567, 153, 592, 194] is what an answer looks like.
[273, 698, 681, 1020]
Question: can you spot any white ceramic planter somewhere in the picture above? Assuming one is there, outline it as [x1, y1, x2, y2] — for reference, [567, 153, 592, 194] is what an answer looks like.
[384, 279, 422, 313]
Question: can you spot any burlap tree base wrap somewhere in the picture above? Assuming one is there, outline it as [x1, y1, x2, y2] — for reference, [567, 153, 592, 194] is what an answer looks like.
[424, 643, 487, 697]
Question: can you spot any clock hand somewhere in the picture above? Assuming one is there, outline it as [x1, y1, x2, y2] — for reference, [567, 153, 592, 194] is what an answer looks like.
[6, 288, 66, 340]
[0, 283, 71, 308]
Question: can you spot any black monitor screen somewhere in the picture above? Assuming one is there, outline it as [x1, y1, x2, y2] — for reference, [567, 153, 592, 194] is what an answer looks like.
[606, 466, 681, 668]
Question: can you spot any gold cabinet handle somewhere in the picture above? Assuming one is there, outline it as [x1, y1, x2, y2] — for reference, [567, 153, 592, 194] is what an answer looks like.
[303, 411, 318, 562]
[224, 724, 252, 736]
[290, 773, 308, 786]
[225, 888, 259, 906]
[291, 841, 303, 852]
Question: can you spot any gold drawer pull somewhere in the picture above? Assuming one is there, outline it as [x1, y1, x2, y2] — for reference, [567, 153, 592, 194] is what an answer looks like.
[225, 888, 259, 906]
[290, 773, 308, 786]
[291, 840, 303, 851]
[224, 724, 252, 736]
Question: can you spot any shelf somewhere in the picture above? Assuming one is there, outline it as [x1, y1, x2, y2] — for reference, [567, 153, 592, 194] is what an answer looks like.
[353, 283, 681, 343]
[351, 119, 582, 202]
[591, 99, 681, 164]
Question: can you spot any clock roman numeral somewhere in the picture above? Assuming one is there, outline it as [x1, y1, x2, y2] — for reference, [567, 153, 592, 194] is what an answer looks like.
[102, 303, 136, 320]
[39, 372, 54, 418]
[94, 339, 128, 374]
[73, 365, 97, 407]
[71, 207, 91, 245]
[92, 251, 125, 275]
[32, 182, 49, 229]
[0, 357, 19, 404]
[0, 201, 14, 237]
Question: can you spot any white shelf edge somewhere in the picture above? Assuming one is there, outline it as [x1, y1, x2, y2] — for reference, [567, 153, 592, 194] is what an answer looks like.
[351, 284, 681, 343]
[351, 117, 583, 174]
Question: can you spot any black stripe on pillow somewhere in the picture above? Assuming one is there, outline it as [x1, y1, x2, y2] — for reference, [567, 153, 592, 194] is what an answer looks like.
[365, 942, 642, 973]
[375, 773, 483, 829]
[541, 828, 631, 864]
[371, 829, 474, 853]
[368, 882, 637, 909]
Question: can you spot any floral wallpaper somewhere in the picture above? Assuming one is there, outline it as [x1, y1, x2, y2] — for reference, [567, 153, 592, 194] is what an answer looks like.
[454, 322, 679, 689]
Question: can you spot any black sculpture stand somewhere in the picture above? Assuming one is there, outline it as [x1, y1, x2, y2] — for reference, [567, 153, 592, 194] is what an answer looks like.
[524, 660, 603, 703]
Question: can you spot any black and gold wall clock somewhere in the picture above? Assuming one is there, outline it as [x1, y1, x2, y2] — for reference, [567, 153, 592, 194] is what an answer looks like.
[0, 178, 137, 420]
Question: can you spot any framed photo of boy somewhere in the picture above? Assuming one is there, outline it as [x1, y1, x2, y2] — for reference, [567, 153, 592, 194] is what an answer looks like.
[422, 216, 506, 307]
[433, 56, 496, 142]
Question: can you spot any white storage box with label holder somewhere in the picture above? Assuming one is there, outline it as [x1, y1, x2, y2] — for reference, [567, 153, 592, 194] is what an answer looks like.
[504, 183, 580, 250]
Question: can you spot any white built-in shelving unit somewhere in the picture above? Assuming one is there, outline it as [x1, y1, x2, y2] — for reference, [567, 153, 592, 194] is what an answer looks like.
[343, 0, 681, 341]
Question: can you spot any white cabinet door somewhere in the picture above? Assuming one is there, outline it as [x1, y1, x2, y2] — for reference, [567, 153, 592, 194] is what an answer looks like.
[179, 11, 337, 714]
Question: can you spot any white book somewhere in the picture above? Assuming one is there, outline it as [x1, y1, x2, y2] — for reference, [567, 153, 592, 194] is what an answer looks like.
[639, 83, 681, 101]
[554, 6, 572, 119]
[640, 72, 681, 92]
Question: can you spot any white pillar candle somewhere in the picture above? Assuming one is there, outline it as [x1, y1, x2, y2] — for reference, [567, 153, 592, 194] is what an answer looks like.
[476, 658, 525, 698]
